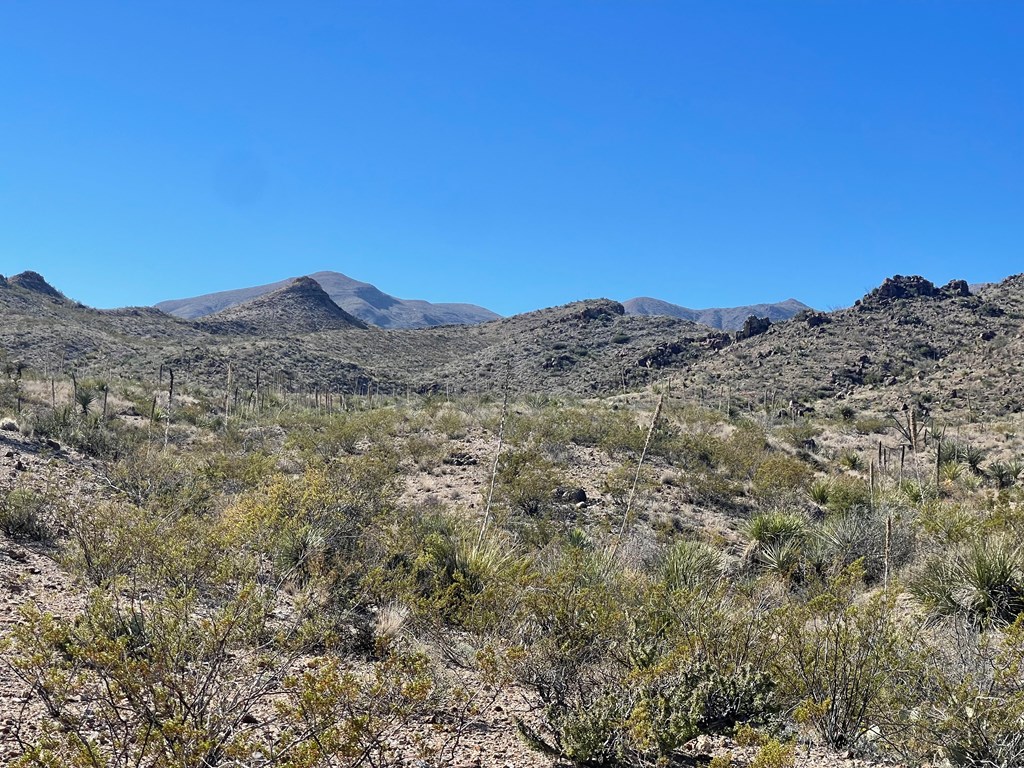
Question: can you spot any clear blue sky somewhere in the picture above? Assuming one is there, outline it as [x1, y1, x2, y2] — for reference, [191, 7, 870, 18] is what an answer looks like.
[1, 2, 1021, 315]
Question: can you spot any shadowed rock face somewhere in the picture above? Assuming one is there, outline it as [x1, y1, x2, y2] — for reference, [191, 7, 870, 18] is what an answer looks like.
[0, 274, 7, 288]
[202, 277, 369, 334]
[9, 271, 63, 298]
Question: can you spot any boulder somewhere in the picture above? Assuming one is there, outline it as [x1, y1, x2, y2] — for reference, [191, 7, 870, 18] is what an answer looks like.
[735, 315, 771, 341]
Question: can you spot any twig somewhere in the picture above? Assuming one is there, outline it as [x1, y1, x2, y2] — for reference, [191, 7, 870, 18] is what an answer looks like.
[476, 361, 512, 551]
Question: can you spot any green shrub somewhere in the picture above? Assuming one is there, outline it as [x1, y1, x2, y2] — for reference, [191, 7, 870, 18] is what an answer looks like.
[750, 739, 796, 768]
[774, 565, 923, 749]
[0, 488, 53, 542]
[752, 454, 813, 501]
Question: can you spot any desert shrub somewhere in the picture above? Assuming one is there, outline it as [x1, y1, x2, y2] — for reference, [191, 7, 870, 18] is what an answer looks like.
[275, 649, 458, 767]
[838, 450, 864, 471]
[750, 739, 796, 768]
[752, 454, 813, 501]
[5, 585, 292, 768]
[779, 423, 820, 449]
[104, 448, 214, 514]
[669, 431, 726, 470]
[825, 475, 871, 515]
[807, 478, 831, 505]
[902, 618, 1024, 767]
[662, 539, 724, 592]
[720, 422, 769, 480]
[773, 565, 923, 749]
[987, 460, 1021, 489]
[515, 570, 779, 765]
[369, 513, 530, 634]
[62, 499, 236, 590]
[495, 446, 566, 516]
[285, 408, 402, 461]
[201, 449, 276, 493]
[433, 405, 467, 439]
[403, 432, 446, 471]
[0, 488, 53, 542]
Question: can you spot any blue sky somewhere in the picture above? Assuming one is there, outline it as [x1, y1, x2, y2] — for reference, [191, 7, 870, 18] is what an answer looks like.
[1, 2, 1021, 315]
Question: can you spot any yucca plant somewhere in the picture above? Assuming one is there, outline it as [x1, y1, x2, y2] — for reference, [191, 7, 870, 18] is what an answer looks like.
[743, 512, 808, 578]
[807, 478, 831, 506]
[988, 461, 1021, 489]
[911, 537, 1024, 627]
[662, 539, 724, 592]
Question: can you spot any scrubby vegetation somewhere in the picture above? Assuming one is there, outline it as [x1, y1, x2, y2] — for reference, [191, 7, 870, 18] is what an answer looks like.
[2, 366, 1024, 767]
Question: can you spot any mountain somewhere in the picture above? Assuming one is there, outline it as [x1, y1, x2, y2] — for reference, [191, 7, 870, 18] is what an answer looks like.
[622, 296, 812, 330]
[202, 277, 369, 335]
[156, 270, 500, 329]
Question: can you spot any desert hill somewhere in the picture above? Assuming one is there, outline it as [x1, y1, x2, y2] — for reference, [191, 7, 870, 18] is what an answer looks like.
[681, 274, 1024, 418]
[202, 277, 369, 335]
[4, 269, 1024, 421]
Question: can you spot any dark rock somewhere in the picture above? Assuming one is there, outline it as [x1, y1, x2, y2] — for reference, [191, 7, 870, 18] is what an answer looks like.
[860, 274, 971, 307]
[0, 274, 7, 287]
[861, 274, 939, 304]
[698, 331, 732, 350]
[637, 342, 688, 369]
[571, 300, 625, 322]
[980, 330, 997, 341]
[554, 487, 587, 504]
[796, 310, 831, 327]
[942, 279, 971, 297]
[44, 439, 61, 452]
[735, 315, 771, 341]
[443, 451, 478, 466]
[543, 353, 576, 370]
[0, 420, 17, 432]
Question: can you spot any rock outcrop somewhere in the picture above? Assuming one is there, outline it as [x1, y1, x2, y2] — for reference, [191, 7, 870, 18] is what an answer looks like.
[8, 271, 63, 298]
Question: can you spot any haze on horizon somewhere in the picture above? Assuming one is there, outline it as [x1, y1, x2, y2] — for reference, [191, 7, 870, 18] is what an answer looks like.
[1, 2, 1021, 315]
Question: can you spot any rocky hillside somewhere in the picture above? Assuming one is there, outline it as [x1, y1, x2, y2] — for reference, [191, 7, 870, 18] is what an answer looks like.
[156, 270, 500, 329]
[6, 269, 1024, 421]
[681, 273, 1024, 419]
[623, 296, 811, 330]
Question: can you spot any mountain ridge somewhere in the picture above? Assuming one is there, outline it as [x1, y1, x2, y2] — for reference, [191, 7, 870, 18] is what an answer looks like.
[156, 270, 500, 329]
[623, 296, 812, 330]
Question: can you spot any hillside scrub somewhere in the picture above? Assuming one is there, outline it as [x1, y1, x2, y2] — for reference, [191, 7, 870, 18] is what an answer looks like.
[2, 375, 1024, 766]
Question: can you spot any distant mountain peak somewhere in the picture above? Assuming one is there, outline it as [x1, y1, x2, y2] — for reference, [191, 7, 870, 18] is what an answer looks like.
[204, 276, 368, 334]
[622, 296, 811, 331]
[157, 269, 500, 329]
[8, 271, 64, 299]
